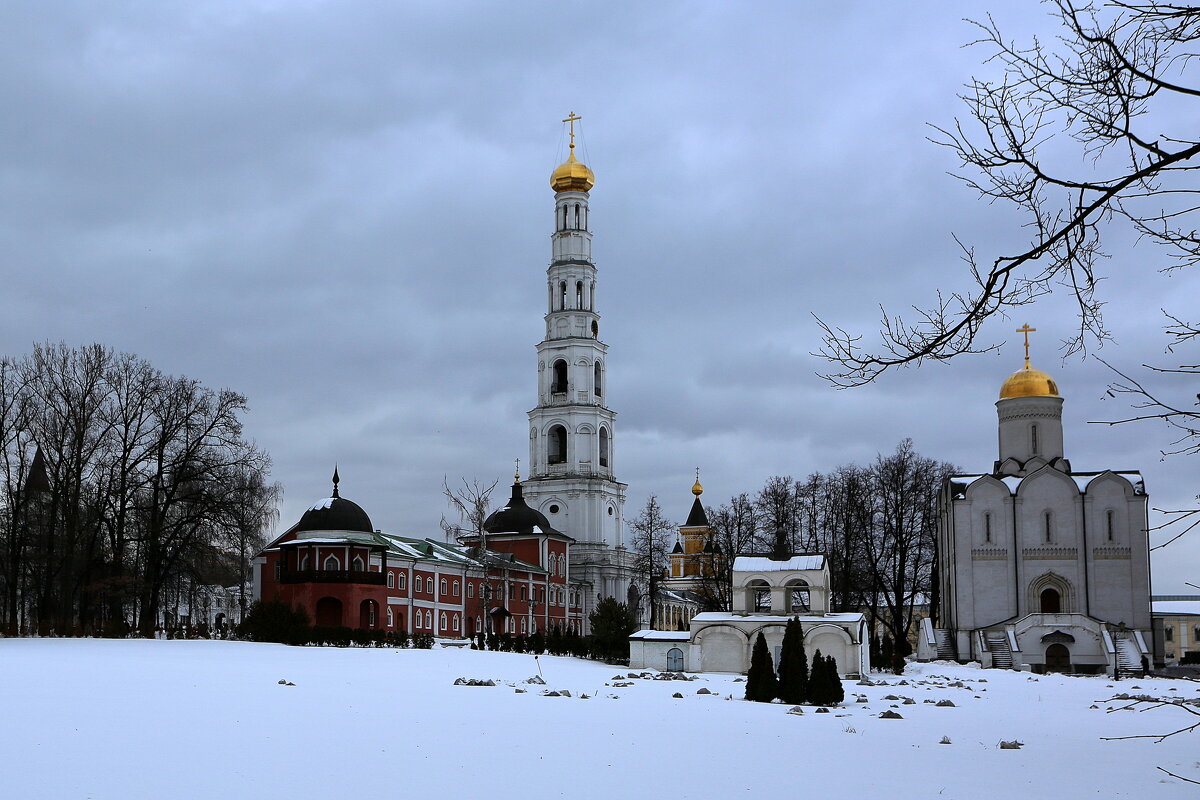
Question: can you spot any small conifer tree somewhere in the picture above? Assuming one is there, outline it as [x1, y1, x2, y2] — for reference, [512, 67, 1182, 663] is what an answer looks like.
[745, 631, 778, 702]
[808, 648, 828, 705]
[825, 655, 844, 704]
[777, 617, 808, 705]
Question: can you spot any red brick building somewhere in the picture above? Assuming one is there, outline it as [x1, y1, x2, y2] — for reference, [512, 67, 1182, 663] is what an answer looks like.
[253, 474, 585, 637]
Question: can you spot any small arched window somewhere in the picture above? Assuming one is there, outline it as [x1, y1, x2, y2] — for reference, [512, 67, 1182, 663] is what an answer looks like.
[576, 281, 583, 308]
[453, 580, 460, 596]
[552, 360, 568, 394]
[440, 612, 447, 630]
[1044, 511, 1053, 543]
[573, 203, 580, 228]
[548, 552, 556, 574]
[426, 610, 432, 628]
[559, 281, 567, 311]
[399, 573, 407, 591]
[453, 614, 460, 631]
[984, 512, 992, 543]
[599, 427, 609, 468]
[387, 572, 395, 589]
[323, 554, 339, 571]
[440, 578, 448, 595]
[548, 425, 567, 464]
[299, 553, 310, 571]
[351, 555, 364, 572]
[594, 361, 602, 396]
[1031, 423, 1040, 455]
[415, 575, 423, 593]
[1106, 509, 1115, 542]
[387, 608, 394, 628]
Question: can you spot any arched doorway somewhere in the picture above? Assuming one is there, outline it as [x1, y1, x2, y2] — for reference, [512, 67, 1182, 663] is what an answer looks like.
[666, 647, 684, 671]
[359, 599, 378, 629]
[1040, 587, 1061, 613]
[1045, 643, 1070, 672]
[315, 597, 343, 627]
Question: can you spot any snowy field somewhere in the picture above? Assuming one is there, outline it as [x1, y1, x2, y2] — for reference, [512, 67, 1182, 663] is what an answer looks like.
[1, 640, 1198, 799]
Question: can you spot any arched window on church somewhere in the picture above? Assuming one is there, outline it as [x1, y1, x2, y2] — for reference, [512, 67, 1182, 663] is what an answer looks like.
[551, 360, 568, 394]
[599, 427, 609, 468]
[1031, 423, 1039, 455]
[1106, 509, 1115, 542]
[323, 554, 339, 571]
[594, 361, 602, 396]
[576, 281, 583, 309]
[559, 281, 567, 311]
[1044, 511, 1053, 544]
[574, 203, 580, 228]
[548, 425, 567, 465]
[351, 555, 364, 572]
[984, 512, 992, 543]
[561, 205, 568, 231]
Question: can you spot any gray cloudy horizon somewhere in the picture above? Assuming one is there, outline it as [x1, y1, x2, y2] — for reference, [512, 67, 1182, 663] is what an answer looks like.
[2, 1, 1196, 592]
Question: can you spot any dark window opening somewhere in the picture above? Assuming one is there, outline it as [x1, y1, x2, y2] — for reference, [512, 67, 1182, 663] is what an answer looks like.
[576, 281, 583, 308]
[548, 425, 567, 465]
[594, 362, 602, 396]
[551, 360, 568, 393]
[599, 427, 609, 468]
[1040, 587, 1061, 613]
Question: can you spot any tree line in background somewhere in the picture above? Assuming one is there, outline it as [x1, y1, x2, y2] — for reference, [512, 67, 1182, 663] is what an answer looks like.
[0, 343, 279, 637]
[631, 439, 956, 669]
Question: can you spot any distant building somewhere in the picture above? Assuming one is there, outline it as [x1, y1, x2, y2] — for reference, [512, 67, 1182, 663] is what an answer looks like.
[1153, 595, 1200, 665]
[652, 475, 720, 630]
[930, 330, 1153, 673]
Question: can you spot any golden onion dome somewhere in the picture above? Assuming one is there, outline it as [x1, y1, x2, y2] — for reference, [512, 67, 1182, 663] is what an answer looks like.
[692, 468, 703, 497]
[550, 150, 594, 193]
[999, 363, 1060, 399]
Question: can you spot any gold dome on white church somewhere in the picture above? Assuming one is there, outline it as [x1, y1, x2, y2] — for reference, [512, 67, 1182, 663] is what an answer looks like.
[999, 324, 1060, 399]
[551, 112, 594, 193]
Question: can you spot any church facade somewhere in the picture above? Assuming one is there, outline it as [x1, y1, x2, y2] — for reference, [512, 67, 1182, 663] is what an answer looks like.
[518, 115, 636, 632]
[930, 332, 1153, 673]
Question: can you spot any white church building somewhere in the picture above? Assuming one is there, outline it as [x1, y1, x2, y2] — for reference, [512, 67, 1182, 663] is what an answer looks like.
[927, 330, 1153, 673]
[630, 554, 870, 677]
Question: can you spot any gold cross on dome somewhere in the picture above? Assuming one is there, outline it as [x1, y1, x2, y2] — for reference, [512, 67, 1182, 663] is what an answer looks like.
[1016, 323, 1037, 367]
[562, 112, 583, 150]
[514, 457, 521, 482]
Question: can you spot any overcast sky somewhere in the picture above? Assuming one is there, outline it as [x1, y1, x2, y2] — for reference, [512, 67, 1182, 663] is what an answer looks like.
[1, 1, 1196, 592]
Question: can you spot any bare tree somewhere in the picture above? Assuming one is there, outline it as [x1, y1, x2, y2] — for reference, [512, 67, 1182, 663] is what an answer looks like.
[439, 475, 499, 543]
[628, 495, 674, 628]
[705, 493, 759, 610]
[818, 1, 1200, 386]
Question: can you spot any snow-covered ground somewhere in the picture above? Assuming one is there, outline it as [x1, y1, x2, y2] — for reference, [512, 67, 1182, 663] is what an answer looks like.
[1, 639, 1198, 799]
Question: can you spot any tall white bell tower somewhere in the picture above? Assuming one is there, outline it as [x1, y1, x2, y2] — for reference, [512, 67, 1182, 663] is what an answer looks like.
[522, 113, 633, 623]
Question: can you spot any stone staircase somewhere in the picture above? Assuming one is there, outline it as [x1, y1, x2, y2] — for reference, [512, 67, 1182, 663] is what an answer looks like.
[986, 631, 1014, 669]
[935, 629, 956, 660]
[1114, 636, 1141, 673]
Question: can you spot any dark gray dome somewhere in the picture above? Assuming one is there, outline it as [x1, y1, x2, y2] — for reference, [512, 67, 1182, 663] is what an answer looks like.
[296, 495, 373, 533]
[483, 482, 559, 535]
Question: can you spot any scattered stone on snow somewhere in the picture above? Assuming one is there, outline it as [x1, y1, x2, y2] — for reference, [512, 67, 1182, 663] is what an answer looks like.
[815, 707, 830, 713]
[879, 710, 903, 719]
[884, 694, 900, 700]
[939, 736, 952, 745]
[453, 678, 496, 687]
[542, 690, 561, 697]
[998, 740, 1023, 750]
[515, 688, 527, 694]
[936, 699, 956, 707]
[696, 687, 712, 695]
[903, 697, 916, 705]
[672, 692, 683, 699]
[527, 675, 546, 685]
[787, 706, 804, 715]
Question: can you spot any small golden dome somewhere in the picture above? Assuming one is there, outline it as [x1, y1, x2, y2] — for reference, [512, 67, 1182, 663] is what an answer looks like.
[999, 364, 1060, 399]
[692, 469, 703, 497]
[550, 150, 594, 193]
